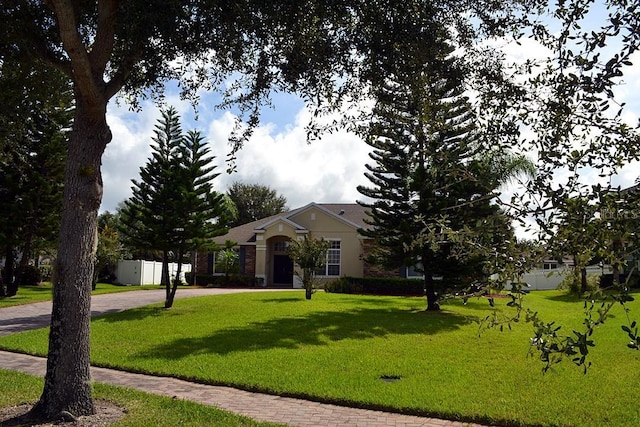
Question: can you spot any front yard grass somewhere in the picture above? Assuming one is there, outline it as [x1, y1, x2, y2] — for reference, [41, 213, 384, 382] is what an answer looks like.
[1, 290, 639, 426]
[0, 282, 164, 308]
[0, 369, 281, 426]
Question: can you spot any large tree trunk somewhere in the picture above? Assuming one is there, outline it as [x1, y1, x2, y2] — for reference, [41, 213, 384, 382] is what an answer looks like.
[580, 266, 588, 293]
[2, 246, 15, 296]
[424, 273, 440, 311]
[11, 230, 35, 296]
[31, 106, 110, 419]
[165, 249, 183, 308]
[162, 250, 171, 302]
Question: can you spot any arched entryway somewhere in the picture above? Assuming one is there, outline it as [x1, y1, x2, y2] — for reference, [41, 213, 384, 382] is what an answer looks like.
[269, 237, 293, 286]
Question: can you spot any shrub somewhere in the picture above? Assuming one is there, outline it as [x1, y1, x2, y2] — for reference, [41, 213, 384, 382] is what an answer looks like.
[189, 273, 259, 288]
[557, 271, 600, 294]
[325, 276, 424, 296]
[39, 265, 52, 281]
[17, 265, 42, 287]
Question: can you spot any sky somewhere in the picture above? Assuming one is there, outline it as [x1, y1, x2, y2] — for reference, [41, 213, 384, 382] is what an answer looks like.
[100, 31, 640, 226]
[102, 90, 376, 213]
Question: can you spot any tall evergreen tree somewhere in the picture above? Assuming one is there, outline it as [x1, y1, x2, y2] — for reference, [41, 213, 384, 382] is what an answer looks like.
[2, 0, 545, 417]
[358, 38, 523, 311]
[120, 108, 183, 289]
[0, 57, 72, 296]
[119, 108, 228, 308]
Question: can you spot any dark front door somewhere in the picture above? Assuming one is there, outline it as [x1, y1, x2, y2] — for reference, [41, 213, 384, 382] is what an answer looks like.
[273, 255, 293, 285]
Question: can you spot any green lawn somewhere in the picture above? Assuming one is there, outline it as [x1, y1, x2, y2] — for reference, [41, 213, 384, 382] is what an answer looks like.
[1, 290, 639, 426]
[0, 282, 164, 308]
[0, 369, 281, 426]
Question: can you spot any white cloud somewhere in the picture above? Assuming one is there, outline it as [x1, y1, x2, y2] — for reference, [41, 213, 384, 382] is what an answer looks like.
[207, 107, 373, 210]
[100, 99, 374, 214]
[99, 35, 639, 229]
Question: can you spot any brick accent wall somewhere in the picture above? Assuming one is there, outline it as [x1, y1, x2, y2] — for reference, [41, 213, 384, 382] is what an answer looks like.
[195, 251, 209, 274]
[243, 245, 256, 277]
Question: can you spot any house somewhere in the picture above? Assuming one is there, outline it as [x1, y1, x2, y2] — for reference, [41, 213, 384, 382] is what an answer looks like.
[194, 202, 400, 288]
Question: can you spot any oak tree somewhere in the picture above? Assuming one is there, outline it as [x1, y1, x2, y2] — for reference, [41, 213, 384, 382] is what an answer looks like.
[2, 0, 537, 417]
[227, 182, 287, 226]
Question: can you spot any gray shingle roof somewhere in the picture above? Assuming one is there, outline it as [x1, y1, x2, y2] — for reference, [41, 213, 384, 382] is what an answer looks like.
[213, 203, 369, 245]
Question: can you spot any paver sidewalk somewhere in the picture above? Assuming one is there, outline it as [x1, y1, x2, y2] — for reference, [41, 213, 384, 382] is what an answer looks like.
[0, 289, 487, 427]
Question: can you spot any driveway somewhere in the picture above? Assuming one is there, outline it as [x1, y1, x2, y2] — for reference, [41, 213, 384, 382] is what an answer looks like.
[0, 287, 293, 336]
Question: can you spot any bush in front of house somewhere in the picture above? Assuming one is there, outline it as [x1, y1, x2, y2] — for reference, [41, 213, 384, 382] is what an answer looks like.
[187, 273, 259, 288]
[325, 276, 424, 296]
[18, 265, 42, 287]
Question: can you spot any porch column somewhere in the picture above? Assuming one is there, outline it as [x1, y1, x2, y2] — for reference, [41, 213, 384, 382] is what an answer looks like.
[255, 235, 267, 285]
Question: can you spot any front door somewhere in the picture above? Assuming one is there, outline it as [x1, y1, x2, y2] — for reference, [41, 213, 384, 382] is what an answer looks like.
[273, 254, 293, 285]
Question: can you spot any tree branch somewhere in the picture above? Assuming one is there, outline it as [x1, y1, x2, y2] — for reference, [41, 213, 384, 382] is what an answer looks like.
[104, 47, 144, 100]
[88, 0, 118, 74]
[50, 0, 104, 110]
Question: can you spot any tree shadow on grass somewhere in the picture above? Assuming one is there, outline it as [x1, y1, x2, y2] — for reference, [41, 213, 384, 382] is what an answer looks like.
[135, 306, 474, 360]
[259, 297, 304, 303]
[539, 291, 590, 303]
[94, 306, 165, 323]
[540, 289, 640, 305]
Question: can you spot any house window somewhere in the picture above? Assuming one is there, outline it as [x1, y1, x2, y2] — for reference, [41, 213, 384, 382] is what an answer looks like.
[317, 240, 341, 276]
[274, 241, 289, 252]
[543, 262, 558, 270]
[210, 249, 240, 274]
[407, 263, 424, 279]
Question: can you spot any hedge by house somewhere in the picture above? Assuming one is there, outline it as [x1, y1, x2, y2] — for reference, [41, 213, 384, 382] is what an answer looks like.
[324, 276, 425, 296]
[185, 273, 261, 288]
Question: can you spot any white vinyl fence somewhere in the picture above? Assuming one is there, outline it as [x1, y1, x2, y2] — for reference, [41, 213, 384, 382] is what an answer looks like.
[518, 269, 569, 290]
[510, 265, 611, 291]
[115, 260, 191, 286]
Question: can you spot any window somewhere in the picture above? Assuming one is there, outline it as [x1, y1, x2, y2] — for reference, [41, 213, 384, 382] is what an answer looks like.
[209, 249, 240, 274]
[543, 262, 558, 270]
[316, 240, 340, 276]
[407, 263, 424, 278]
[317, 240, 341, 276]
[327, 241, 341, 276]
[274, 241, 290, 252]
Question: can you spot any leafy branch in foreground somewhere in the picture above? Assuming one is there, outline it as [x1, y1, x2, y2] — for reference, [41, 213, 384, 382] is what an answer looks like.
[474, 0, 640, 371]
[478, 276, 640, 374]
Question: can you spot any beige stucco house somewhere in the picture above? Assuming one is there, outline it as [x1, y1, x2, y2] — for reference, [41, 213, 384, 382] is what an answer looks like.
[195, 203, 394, 287]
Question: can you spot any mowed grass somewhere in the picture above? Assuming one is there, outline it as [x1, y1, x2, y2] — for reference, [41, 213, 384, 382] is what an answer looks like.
[1, 290, 640, 426]
[0, 282, 164, 308]
[0, 369, 282, 426]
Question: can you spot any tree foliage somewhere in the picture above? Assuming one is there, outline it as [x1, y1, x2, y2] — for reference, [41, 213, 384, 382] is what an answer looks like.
[227, 182, 287, 226]
[119, 107, 229, 308]
[357, 36, 533, 311]
[0, 56, 71, 297]
[0, 0, 577, 417]
[474, 0, 640, 372]
[94, 211, 124, 288]
[286, 234, 330, 300]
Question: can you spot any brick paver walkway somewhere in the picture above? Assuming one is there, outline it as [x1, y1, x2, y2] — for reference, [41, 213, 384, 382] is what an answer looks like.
[0, 289, 486, 427]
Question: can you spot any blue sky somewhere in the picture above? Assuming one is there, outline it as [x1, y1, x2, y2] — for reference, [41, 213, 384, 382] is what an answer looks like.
[102, 89, 373, 213]
[100, 37, 640, 226]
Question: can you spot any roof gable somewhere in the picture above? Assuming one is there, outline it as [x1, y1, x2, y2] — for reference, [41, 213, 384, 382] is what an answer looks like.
[213, 202, 369, 245]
